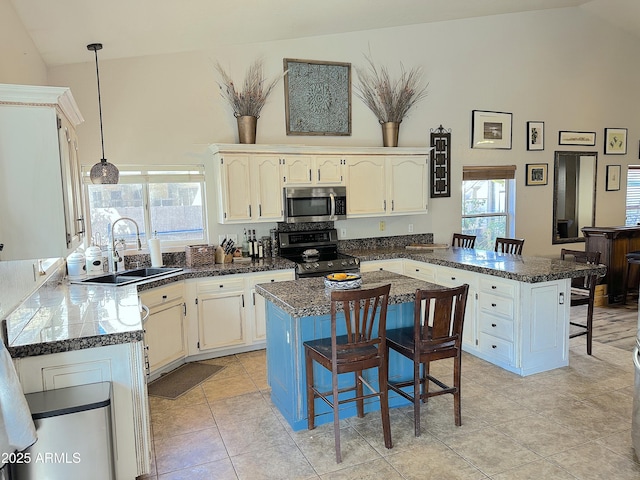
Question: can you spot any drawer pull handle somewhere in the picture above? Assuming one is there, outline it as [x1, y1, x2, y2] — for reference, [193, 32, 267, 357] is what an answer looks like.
[492, 285, 497, 289]
[491, 303, 497, 307]
[162, 295, 167, 299]
[451, 277, 456, 281]
[491, 323, 497, 327]
[492, 345, 497, 349]
[219, 285, 224, 288]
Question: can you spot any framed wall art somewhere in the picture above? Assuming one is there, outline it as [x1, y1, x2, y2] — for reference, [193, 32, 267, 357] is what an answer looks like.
[283, 58, 351, 136]
[525, 163, 548, 186]
[558, 131, 596, 146]
[430, 124, 451, 198]
[606, 164, 621, 191]
[471, 110, 512, 149]
[526, 121, 544, 151]
[604, 128, 627, 155]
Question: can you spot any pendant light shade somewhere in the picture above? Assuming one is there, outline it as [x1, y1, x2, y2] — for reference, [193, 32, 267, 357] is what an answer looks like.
[87, 43, 119, 184]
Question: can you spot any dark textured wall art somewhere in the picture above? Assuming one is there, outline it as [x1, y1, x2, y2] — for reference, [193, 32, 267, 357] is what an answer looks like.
[283, 59, 351, 136]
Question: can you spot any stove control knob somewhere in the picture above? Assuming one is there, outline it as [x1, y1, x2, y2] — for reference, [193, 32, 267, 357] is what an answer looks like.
[304, 264, 312, 270]
[327, 261, 334, 267]
[313, 263, 320, 269]
[340, 260, 348, 266]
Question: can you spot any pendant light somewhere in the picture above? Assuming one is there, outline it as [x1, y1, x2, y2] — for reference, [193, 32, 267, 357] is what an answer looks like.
[87, 43, 119, 184]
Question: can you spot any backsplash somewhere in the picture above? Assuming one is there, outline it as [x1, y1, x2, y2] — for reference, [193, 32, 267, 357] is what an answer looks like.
[338, 233, 434, 251]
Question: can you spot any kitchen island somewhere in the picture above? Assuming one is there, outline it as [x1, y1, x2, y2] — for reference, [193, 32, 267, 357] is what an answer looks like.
[255, 250, 606, 430]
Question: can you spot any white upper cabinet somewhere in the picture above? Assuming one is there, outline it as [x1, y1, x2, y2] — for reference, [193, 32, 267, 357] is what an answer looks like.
[216, 153, 283, 223]
[0, 84, 84, 261]
[282, 155, 345, 186]
[209, 144, 429, 224]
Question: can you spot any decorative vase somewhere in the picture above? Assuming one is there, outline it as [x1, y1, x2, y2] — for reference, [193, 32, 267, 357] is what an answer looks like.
[237, 115, 257, 144]
[381, 121, 400, 147]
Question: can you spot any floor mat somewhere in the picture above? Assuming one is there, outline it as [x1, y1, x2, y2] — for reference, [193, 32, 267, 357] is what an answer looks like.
[147, 362, 225, 399]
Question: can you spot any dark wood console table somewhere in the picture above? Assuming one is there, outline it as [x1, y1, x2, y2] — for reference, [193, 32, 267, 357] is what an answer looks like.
[582, 226, 640, 303]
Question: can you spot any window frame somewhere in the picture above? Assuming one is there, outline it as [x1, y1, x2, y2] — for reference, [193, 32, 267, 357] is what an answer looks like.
[81, 164, 207, 251]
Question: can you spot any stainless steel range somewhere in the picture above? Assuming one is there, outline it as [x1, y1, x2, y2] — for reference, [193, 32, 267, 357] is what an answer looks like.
[278, 229, 359, 278]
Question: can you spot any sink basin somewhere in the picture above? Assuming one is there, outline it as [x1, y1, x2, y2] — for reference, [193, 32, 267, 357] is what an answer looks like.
[71, 267, 183, 286]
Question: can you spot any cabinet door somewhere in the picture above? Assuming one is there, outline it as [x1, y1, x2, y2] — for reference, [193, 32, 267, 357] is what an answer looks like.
[252, 155, 283, 221]
[145, 301, 186, 372]
[387, 156, 428, 214]
[246, 270, 295, 342]
[436, 267, 478, 351]
[282, 155, 313, 185]
[315, 156, 345, 185]
[345, 156, 386, 216]
[197, 279, 246, 350]
[58, 116, 84, 249]
[219, 155, 252, 222]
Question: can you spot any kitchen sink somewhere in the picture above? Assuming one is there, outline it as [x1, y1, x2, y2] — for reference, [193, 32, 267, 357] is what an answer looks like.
[71, 267, 183, 286]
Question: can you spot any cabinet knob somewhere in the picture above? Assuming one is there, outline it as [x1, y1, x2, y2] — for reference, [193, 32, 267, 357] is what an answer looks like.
[491, 323, 497, 327]
[492, 345, 497, 349]
[491, 303, 497, 307]
[162, 295, 167, 299]
[492, 285, 497, 289]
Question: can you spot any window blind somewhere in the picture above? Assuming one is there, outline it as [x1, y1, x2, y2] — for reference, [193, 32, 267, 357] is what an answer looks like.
[463, 165, 516, 181]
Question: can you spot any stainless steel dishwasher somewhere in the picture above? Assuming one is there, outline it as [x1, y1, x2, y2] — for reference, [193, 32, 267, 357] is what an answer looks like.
[10, 382, 115, 480]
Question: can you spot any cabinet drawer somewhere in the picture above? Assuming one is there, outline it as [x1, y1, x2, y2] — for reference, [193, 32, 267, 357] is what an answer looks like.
[479, 277, 516, 297]
[478, 332, 514, 364]
[478, 293, 514, 318]
[403, 261, 437, 282]
[139, 283, 184, 308]
[479, 314, 514, 341]
[436, 267, 476, 287]
[197, 277, 245, 294]
[247, 270, 295, 287]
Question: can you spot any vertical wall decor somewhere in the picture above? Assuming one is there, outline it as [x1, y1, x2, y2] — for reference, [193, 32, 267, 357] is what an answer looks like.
[430, 125, 451, 198]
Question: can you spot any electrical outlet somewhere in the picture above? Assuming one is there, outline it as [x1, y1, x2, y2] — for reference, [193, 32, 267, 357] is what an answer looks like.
[341, 228, 347, 238]
[379, 221, 385, 231]
[408, 224, 414, 233]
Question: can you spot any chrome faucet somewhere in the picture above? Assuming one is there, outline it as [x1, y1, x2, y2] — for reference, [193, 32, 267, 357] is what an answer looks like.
[110, 217, 142, 272]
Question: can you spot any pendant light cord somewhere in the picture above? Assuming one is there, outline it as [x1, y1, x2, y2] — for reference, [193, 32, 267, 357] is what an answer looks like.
[91, 47, 106, 162]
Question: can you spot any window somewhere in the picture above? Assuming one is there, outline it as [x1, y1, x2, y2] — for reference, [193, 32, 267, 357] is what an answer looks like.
[462, 165, 516, 250]
[83, 165, 206, 250]
[626, 166, 640, 226]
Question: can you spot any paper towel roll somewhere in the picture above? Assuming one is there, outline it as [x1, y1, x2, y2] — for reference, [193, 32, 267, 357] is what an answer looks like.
[148, 238, 163, 267]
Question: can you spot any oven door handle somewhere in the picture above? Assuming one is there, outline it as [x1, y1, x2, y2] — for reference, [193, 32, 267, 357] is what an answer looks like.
[329, 192, 336, 220]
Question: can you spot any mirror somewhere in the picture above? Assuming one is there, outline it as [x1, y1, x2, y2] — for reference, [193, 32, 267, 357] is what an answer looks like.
[553, 151, 597, 244]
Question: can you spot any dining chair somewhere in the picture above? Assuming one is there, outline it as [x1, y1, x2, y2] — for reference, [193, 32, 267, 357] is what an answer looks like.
[303, 284, 392, 463]
[560, 248, 601, 355]
[623, 251, 640, 304]
[386, 283, 469, 436]
[451, 233, 476, 248]
[494, 237, 525, 254]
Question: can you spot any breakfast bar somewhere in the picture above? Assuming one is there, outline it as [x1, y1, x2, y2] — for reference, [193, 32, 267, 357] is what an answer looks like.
[255, 249, 607, 430]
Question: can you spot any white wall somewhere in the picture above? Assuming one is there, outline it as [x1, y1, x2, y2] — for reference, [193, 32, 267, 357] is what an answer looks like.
[42, 7, 639, 256]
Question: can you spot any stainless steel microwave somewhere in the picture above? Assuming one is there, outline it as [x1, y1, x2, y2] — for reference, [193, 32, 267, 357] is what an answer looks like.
[283, 186, 347, 223]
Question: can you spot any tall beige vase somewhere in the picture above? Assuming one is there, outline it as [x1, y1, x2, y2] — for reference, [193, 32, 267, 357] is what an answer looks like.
[237, 115, 257, 144]
[381, 122, 400, 147]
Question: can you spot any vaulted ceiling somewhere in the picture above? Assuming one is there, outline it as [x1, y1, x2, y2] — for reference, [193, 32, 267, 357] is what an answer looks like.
[9, 0, 640, 67]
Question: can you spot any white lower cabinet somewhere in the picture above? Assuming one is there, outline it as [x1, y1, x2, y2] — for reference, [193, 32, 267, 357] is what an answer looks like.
[196, 277, 246, 351]
[396, 259, 569, 376]
[14, 342, 151, 479]
[139, 282, 186, 376]
[246, 270, 295, 343]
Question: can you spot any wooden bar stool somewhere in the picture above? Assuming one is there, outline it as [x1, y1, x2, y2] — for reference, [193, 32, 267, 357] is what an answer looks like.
[494, 237, 525, 254]
[304, 284, 392, 463]
[386, 284, 469, 436]
[623, 251, 640, 304]
[451, 233, 476, 248]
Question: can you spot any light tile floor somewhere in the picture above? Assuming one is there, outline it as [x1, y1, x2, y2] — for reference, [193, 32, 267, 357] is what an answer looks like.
[139, 338, 640, 480]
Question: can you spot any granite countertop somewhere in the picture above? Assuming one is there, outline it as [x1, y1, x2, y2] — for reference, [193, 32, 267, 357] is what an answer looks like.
[5, 257, 296, 358]
[348, 246, 607, 283]
[4, 245, 605, 358]
[255, 270, 443, 318]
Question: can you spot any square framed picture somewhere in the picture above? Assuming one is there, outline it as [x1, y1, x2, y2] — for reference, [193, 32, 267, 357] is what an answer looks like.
[471, 110, 512, 149]
[606, 164, 621, 191]
[526, 122, 544, 151]
[604, 128, 627, 155]
[525, 163, 548, 186]
[283, 58, 351, 136]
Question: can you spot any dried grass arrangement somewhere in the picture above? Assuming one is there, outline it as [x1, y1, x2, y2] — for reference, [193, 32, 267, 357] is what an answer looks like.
[354, 54, 428, 124]
[215, 59, 282, 118]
